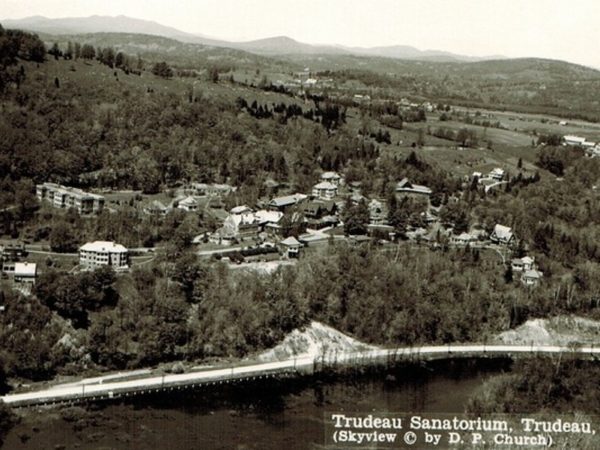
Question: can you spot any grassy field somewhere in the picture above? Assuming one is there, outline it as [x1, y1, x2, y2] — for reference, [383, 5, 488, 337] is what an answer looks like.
[452, 107, 600, 142]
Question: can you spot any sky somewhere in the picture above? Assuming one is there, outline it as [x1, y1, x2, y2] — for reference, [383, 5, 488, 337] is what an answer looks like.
[2, 0, 600, 67]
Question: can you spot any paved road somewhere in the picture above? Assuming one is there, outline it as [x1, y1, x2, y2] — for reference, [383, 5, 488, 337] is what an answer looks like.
[2, 344, 599, 407]
[197, 246, 243, 256]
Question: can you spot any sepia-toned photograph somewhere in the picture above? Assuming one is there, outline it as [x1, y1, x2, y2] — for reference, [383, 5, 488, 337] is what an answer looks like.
[1, 1, 600, 448]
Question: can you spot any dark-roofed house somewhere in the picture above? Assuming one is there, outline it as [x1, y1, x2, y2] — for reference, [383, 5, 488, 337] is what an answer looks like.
[302, 201, 337, 229]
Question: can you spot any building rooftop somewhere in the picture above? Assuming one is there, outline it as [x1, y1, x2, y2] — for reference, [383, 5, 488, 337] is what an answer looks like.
[14, 262, 36, 277]
[38, 182, 104, 200]
[280, 236, 302, 247]
[254, 210, 283, 224]
[80, 241, 128, 253]
[493, 224, 514, 240]
[321, 171, 341, 180]
[230, 205, 252, 215]
[269, 193, 308, 207]
[396, 178, 432, 195]
[523, 269, 543, 279]
[313, 181, 337, 190]
[178, 196, 199, 207]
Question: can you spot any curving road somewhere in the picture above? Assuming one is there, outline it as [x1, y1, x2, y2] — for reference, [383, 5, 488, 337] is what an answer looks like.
[2, 344, 599, 408]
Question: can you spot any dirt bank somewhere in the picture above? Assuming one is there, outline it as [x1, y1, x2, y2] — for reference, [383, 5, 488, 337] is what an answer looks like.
[256, 321, 378, 362]
[494, 316, 600, 346]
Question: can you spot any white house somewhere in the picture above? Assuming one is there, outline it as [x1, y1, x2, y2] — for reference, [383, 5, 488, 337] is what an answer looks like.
[511, 256, 535, 272]
[279, 236, 303, 258]
[312, 181, 338, 200]
[521, 269, 543, 287]
[211, 210, 284, 244]
[177, 196, 200, 212]
[79, 241, 129, 271]
[490, 224, 515, 245]
[489, 168, 505, 181]
[451, 232, 476, 246]
[14, 262, 37, 284]
[564, 135, 587, 146]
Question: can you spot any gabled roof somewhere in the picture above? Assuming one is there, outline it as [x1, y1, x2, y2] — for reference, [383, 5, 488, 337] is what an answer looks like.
[269, 193, 308, 207]
[397, 177, 411, 189]
[280, 236, 302, 247]
[523, 269, 543, 279]
[181, 196, 199, 205]
[492, 224, 513, 239]
[396, 178, 432, 195]
[302, 202, 322, 215]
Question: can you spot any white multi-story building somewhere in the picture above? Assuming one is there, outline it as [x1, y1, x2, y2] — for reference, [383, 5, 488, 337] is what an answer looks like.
[79, 241, 129, 271]
[36, 183, 104, 214]
[312, 181, 338, 200]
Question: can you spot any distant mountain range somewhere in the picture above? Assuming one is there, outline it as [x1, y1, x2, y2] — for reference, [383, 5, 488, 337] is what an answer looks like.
[0, 15, 504, 62]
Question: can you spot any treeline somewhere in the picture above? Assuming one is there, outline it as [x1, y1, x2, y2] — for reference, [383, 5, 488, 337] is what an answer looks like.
[0, 25, 45, 66]
[360, 100, 426, 125]
[236, 97, 346, 131]
[0, 25, 45, 92]
[430, 126, 479, 147]
[47, 40, 143, 74]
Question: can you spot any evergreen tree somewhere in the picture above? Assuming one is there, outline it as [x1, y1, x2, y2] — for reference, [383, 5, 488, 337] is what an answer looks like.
[48, 42, 61, 60]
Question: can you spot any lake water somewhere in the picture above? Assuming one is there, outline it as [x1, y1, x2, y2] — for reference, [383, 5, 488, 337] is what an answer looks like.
[2, 359, 510, 450]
